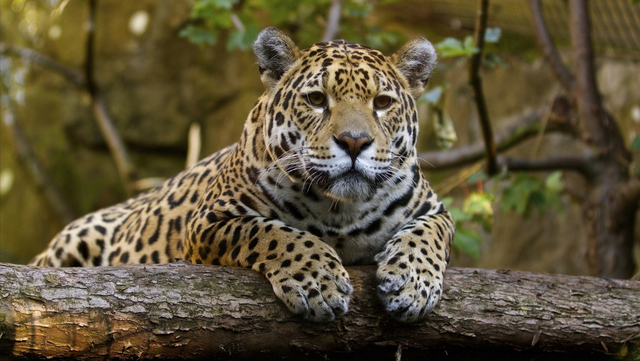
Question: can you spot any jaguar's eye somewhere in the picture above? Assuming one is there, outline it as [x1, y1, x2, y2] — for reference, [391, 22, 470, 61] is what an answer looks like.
[306, 92, 327, 107]
[373, 95, 392, 110]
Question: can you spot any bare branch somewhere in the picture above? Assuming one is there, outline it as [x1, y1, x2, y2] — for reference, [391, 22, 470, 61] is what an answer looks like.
[230, 13, 245, 32]
[567, 1, 630, 162]
[0, 43, 84, 86]
[90, 94, 137, 191]
[186, 122, 202, 168]
[1, 39, 139, 195]
[322, 0, 342, 42]
[419, 108, 548, 169]
[528, 0, 576, 93]
[498, 155, 592, 174]
[85, 0, 97, 96]
[570, 0, 598, 105]
[468, 0, 498, 176]
[84, 0, 137, 195]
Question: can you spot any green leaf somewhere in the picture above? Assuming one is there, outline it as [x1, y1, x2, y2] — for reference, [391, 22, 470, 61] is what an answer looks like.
[184, 0, 404, 51]
[435, 38, 463, 57]
[542, 171, 565, 214]
[484, 27, 501, 43]
[483, 52, 507, 68]
[449, 206, 472, 222]
[365, 30, 400, 52]
[227, 23, 260, 51]
[441, 196, 454, 208]
[214, 0, 235, 9]
[631, 135, 640, 151]
[545, 171, 565, 193]
[500, 186, 519, 213]
[453, 228, 482, 259]
[207, 11, 234, 28]
[464, 193, 493, 232]
[193, 0, 235, 11]
[445, 192, 491, 258]
[179, 25, 219, 45]
[463, 35, 476, 51]
[501, 173, 540, 214]
[344, 0, 373, 17]
[529, 190, 546, 210]
[501, 172, 565, 216]
[436, 36, 478, 58]
[436, 37, 463, 51]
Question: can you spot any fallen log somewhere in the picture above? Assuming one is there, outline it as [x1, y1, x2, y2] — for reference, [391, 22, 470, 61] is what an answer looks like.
[0, 263, 638, 360]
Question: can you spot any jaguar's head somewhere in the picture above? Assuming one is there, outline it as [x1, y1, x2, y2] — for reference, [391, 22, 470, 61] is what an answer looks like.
[254, 28, 436, 201]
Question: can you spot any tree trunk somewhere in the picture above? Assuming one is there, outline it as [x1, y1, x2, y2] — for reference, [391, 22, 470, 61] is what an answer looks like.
[528, 0, 638, 279]
[1, 263, 638, 360]
[568, 0, 636, 279]
[584, 171, 637, 278]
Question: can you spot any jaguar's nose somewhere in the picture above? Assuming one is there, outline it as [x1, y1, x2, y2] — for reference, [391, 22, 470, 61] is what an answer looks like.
[334, 132, 373, 165]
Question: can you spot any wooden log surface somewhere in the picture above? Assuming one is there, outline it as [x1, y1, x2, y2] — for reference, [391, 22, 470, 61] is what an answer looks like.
[0, 263, 638, 360]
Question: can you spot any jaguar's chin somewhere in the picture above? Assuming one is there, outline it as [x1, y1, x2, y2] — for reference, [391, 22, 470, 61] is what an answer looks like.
[321, 170, 375, 201]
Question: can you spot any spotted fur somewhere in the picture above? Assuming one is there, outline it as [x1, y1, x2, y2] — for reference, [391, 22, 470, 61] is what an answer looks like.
[30, 28, 454, 323]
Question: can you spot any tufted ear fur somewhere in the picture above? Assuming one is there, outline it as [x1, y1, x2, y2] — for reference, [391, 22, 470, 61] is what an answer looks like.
[391, 38, 437, 99]
[253, 28, 300, 91]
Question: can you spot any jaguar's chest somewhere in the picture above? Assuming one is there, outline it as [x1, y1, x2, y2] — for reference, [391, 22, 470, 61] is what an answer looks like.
[256, 177, 418, 265]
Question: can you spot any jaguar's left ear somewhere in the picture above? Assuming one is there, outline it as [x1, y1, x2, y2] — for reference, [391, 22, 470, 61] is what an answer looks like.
[253, 27, 300, 91]
[391, 38, 437, 99]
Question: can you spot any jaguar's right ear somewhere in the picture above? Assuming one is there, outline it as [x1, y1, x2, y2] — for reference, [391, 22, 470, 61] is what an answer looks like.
[253, 28, 300, 91]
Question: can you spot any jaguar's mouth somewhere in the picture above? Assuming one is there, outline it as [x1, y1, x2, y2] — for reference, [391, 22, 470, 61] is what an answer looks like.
[313, 169, 376, 201]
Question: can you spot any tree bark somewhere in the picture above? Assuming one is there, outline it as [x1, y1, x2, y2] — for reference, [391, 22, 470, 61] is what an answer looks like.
[1, 263, 638, 360]
[526, 0, 637, 279]
[567, 0, 636, 279]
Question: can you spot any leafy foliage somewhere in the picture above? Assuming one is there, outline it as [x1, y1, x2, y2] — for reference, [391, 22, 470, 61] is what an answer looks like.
[443, 193, 493, 259]
[435, 36, 478, 58]
[433, 28, 503, 60]
[483, 52, 507, 68]
[631, 135, 640, 177]
[501, 171, 565, 216]
[420, 29, 506, 151]
[180, 0, 403, 51]
[483, 27, 502, 43]
[631, 135, 640, 152]
[440, 168, 566, 259]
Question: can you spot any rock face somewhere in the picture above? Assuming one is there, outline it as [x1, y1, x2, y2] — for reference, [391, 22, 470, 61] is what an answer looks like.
[1, 1, 638, 273]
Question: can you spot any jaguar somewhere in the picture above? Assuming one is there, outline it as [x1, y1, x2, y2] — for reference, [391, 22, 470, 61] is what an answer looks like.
[30, 27, 455, 323]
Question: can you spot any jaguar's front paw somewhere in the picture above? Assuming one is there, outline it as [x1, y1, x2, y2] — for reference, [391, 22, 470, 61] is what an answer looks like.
[256, 255, 353, 322]
[375, 244, 444, 323]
